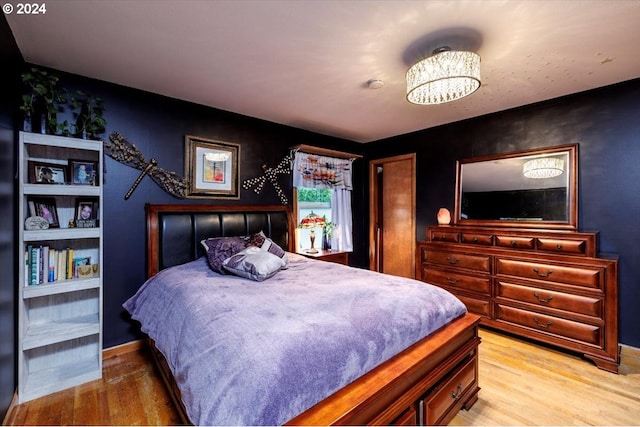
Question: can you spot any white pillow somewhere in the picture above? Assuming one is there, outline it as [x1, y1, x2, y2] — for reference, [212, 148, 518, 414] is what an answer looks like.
[222, 246, 286, 281]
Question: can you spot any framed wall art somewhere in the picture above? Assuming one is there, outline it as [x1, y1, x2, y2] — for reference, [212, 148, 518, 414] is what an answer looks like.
[28, 161, 67, 184]
[69, 159, 97, 185]
[185, 135, 240, 199]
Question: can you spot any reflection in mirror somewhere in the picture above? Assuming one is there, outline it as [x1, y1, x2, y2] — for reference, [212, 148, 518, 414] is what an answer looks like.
[454, 144, 578, 229]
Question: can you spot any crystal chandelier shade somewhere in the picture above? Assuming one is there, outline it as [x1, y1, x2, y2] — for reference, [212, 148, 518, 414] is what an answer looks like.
[406, 48, 481, 105]
[522, 157, 565, 179]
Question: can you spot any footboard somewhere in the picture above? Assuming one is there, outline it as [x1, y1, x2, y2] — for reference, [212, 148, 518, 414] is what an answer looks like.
[287, 312, 481, 426]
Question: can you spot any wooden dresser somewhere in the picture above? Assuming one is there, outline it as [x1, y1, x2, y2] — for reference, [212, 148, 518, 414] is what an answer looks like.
[417, 225, 619, 373]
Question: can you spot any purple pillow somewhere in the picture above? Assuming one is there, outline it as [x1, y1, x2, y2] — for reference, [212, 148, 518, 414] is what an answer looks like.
[200, 236, 252, 274]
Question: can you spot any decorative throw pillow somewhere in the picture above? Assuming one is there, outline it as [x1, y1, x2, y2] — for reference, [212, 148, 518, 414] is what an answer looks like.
[222, 246, 286, 281]
[253, 231, 288, 267]
[200, 236, 251, 274]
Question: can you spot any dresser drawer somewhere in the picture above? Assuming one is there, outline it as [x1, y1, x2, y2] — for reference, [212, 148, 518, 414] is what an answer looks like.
[496, 281, 603, 318]
[495, 235, 535, 250]
[496, 305, 602, 346]
[461, 232, 494, 246]
[423, 357, 477, 426]
[424, 267, 491, 295]
[429, 230, 459, 243]
[423, 250, 491, 272]
[537, 238, 587, 255]
[496, 258, 603, 289]
[456, 294, 491, 318]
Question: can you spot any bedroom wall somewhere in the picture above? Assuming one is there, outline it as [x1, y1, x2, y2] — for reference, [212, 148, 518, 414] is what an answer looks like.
[0, 14, 21, 421]
[363, 78, 640, 349]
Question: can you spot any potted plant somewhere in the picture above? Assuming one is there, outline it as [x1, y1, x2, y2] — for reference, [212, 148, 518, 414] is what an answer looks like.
[322, 216, 334, 250]
[70, 90, 106, 139]
[20, 67, 68, 134]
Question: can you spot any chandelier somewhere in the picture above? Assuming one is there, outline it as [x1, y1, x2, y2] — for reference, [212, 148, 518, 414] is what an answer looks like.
[406, 47, 481, 105]
[522, 157, 565, 179]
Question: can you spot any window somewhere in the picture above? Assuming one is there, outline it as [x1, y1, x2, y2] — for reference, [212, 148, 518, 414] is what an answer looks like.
[296, 187, 332, 252]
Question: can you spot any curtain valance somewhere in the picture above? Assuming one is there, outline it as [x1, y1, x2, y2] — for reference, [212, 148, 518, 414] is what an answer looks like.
[292, 152, 353, 190]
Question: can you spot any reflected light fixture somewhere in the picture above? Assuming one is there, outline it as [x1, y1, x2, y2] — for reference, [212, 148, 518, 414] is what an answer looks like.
[299, 211, 326, 254]
[523, 157, 565, 179]
[406, 46, 481, 105]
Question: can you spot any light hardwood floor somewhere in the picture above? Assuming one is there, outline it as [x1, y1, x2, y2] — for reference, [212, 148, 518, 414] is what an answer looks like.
[4, 328, 640, 426]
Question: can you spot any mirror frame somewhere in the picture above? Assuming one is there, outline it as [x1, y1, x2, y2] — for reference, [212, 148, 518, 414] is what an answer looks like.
[454, 144, 578, 230]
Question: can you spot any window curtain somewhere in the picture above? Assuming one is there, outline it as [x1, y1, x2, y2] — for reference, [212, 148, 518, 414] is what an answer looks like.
[292, 153, 352, 190]
[292, 151, 354, 252]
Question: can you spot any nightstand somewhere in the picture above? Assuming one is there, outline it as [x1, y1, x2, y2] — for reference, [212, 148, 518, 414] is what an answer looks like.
[297, 249, 349, 265]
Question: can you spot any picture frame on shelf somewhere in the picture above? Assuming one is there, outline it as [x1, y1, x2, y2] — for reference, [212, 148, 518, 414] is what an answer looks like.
[28, 161, 67, 184]
[74, 197, 99, 228]
[184, 135, 240, 199]
[73, 256, 92, 278]
[69, 159, 97, 185]
[27, 196, 60, 228]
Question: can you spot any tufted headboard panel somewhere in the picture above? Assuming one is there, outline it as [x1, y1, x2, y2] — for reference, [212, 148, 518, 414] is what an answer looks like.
[146, 204, 294, 277]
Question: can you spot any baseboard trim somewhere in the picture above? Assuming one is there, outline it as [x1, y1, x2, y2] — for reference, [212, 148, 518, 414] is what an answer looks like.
[103, 339, 145, 360]
[620, 343, 640, 362]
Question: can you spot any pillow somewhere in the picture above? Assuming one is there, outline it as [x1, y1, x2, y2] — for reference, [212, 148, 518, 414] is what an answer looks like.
[222, 246, 286, 281]
[251, 231, 289, 267]
[200, 236, 252, 274]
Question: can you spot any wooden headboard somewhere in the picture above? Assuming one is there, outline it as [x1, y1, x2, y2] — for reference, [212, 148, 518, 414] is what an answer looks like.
[145, 204, 294, 277]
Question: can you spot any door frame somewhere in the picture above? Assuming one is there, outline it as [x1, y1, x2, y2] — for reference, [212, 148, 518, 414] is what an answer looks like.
[368, 153, 416, 275]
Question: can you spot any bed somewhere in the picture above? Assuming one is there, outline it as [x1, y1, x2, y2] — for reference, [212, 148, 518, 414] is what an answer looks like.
[124, 204, 481, 425]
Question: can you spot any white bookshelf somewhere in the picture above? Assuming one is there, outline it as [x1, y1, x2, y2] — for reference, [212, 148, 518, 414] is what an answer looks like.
[17, 131, 103, 403]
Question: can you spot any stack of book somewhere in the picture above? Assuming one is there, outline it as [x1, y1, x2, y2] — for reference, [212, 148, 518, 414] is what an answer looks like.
[24, 245, 92, 286]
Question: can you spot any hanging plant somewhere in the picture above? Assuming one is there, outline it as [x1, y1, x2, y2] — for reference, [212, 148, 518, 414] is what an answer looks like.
[70, 90, 106, 139]
[20, 67, 69, 135]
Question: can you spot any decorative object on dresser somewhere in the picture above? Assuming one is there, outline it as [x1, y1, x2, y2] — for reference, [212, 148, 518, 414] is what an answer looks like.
[418, 144, 619, 373]
[437, 207, 451, 225]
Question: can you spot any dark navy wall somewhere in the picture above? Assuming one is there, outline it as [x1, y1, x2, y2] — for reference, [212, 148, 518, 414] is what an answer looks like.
[0, 14, 21, 421]
[57, 76, 364, 348]
[363, 79, 640, 348]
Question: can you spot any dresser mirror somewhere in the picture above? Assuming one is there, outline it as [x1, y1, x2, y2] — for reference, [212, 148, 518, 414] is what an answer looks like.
[454, 144, 578, 230]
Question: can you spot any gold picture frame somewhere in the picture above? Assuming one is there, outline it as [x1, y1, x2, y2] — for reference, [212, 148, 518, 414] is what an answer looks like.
[185, 135, 240, 199]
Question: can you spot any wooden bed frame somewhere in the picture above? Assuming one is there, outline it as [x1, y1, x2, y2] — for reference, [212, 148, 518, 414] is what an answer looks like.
[145, 204, 481, 425]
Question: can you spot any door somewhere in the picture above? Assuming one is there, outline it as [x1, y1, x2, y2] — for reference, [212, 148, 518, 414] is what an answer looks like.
[369, 153, 416, 278]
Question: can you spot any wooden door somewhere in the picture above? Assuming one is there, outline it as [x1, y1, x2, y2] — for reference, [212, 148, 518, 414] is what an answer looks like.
[369, 154, 416, 278]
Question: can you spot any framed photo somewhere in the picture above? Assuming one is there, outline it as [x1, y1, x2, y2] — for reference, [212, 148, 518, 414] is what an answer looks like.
[28, 161, 67, 184]
[185, 135, 240, 199]
[75, 197, 99, 228]
[27, 197, 60, 228]
[69, 159, 97, 185]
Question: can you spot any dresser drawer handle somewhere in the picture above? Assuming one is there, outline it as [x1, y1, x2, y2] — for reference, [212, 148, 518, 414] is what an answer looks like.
[446, 276, 460, 285]
[446, 256, 460, 265]
[533, 267, 553, 278]
[510, 240, 517, 247]
[451, 383, 463, 400]
[533, 317, 553, 329]
[472, 237, 478, 243]
[556, 243, 563, 249]
[534, 292, 553, 303]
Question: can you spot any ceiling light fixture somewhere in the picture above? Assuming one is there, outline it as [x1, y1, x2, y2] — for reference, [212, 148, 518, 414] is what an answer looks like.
[406, 46, 481, 105]
[523, 157, 565, 179]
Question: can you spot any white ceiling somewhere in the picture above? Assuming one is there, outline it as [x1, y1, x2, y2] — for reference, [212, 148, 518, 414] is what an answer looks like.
[6, 0, 640, 143]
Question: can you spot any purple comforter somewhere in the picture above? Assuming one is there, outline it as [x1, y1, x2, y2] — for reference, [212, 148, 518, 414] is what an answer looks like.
[123, 253, 466, 425]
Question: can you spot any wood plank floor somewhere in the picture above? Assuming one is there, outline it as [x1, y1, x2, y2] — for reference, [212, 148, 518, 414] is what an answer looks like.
[4, 328, 640, 426]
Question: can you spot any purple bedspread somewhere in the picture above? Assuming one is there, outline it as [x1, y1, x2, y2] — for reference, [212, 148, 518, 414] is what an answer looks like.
[123, 253, 466, 426]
